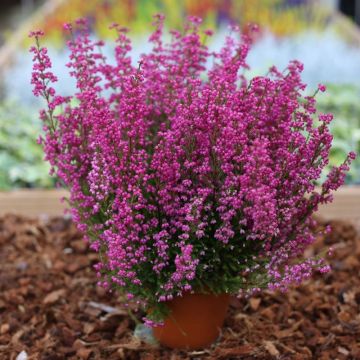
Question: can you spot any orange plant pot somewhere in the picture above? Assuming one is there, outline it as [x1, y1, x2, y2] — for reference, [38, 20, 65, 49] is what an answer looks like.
[153, 292, 231, 349]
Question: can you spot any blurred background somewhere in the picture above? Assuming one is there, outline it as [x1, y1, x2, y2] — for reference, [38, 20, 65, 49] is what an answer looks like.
[0, 0, 359, 191]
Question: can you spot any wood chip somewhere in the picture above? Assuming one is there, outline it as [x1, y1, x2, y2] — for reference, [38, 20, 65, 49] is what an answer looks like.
[76, 347, 93, 360]
[88, 301, 125, 315]
[215, 344, 254, 358]
[15, 350, 28, 360]
[249, 297, 261, 311]
[43, 289, 66, 305]
[0, 323, 10, 334]
[264, 341, 280, 356]
[338, 346, 350, 355]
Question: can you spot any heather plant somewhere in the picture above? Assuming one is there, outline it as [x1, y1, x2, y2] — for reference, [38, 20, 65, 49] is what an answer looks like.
[30, 15, 355, 325]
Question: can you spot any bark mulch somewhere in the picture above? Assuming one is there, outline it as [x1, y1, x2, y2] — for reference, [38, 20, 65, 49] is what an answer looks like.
[0, 214, 359, 359]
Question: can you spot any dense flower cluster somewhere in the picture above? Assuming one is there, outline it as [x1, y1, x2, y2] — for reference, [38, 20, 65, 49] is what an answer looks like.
[30, 15, 355, 324]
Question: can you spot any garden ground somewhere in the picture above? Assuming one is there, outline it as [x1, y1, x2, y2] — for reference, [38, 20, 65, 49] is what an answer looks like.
[0, 214, 359, 359]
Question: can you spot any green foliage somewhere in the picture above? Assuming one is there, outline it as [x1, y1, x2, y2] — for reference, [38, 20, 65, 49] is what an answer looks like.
[0, 101, 54, 190]
[317, 84, 360, 183]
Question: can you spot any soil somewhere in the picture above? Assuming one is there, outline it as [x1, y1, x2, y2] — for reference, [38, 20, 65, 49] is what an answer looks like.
[0, 214, 359, 359]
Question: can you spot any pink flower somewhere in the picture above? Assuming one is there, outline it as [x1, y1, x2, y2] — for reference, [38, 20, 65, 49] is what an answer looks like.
[28, 30, 44, 38]
[63, 23, 72, 31]
[204, 29, 214, 36]
[318, 83, 326, 92]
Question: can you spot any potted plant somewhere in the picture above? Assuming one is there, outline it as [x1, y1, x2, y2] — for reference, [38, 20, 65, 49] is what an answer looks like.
[30, 15, 355, 349]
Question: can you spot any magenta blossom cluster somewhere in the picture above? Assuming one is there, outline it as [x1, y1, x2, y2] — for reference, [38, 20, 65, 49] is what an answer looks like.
[30, 16, 354, 324]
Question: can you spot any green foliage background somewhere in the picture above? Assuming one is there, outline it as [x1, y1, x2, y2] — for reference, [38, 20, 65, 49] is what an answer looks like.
[0, 101, 54, 189]
[317, 84, 360, 183]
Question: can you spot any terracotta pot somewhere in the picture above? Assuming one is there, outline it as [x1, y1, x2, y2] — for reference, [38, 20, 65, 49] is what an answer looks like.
[153, 292, 231, 349]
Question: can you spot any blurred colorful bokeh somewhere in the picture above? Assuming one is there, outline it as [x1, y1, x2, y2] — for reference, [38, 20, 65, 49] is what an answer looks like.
[0, 0, 359, 189]
[28, 0, 360, 45]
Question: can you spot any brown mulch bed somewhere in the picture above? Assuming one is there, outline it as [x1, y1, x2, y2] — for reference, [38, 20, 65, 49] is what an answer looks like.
[0, 214, 360, 360]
